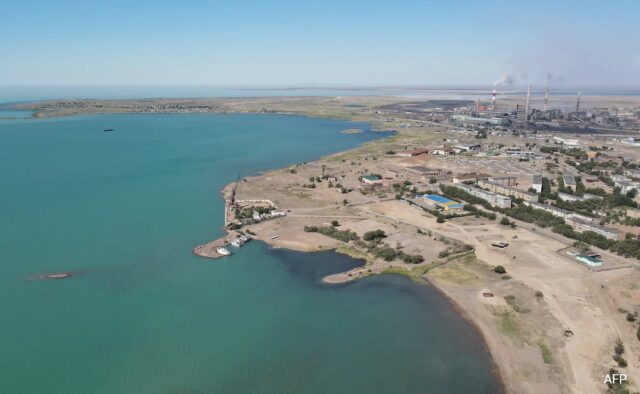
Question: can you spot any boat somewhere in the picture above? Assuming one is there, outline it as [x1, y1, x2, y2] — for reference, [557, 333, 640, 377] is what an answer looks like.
[46, 273, 72, 279]
[231, 235, 252, 247]
[103, 128, 114, 132]
[216, 246, 232, 256]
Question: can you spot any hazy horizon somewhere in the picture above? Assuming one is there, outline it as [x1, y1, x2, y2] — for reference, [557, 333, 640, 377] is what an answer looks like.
[2, 0, 639, 87]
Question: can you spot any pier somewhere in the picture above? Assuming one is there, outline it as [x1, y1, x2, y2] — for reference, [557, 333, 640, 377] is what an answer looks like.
[192, 231, 237, 259]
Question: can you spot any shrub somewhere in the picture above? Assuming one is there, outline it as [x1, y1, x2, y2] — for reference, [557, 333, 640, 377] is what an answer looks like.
[363, 229, 387, 242]
[331, 220, 340, 227]
[614, 339, 625, 356]
[613, 354, 628, 368]
[436, 217, 445, 223]
[535, 291, 544, 299]
[500, 217, 511, 226]
[494, 265, 507, 274]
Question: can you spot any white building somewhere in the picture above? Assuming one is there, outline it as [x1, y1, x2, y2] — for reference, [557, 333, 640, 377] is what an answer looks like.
[553, 136, 579, 146]
[453, 183, 512, 208]
[454, 143, 481, 152]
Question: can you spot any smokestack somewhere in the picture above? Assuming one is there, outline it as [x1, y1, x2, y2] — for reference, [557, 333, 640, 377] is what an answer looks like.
[524, 84, 531, 121]
[576, 91, 581, 113]
[492, 84, 497, 111]
[476, 99, 480, 114]
[544, 74, 550, 111]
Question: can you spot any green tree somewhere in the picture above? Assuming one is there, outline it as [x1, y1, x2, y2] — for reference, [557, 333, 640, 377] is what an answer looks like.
[494, 265, 507, 274]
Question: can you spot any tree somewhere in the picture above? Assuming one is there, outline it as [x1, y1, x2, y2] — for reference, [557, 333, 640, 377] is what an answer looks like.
[331, 220, 340, 227]
[500, 217, 511, 226]
[494, 265, 507, 274]
[436, 216, 445, 223]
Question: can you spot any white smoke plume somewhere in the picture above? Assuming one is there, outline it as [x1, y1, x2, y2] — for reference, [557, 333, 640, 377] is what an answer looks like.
[493, 74, 514, 87]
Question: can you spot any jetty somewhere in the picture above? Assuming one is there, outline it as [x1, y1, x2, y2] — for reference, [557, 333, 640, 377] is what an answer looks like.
[193, 236, 233, 259]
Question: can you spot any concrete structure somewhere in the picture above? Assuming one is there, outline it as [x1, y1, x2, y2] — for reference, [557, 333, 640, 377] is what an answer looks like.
[503, 150, 541, 159]
[451, 114, 508, 126]
[454, 143, 481, 152]
[477, 180, 538, 202]
[453, 173, 490, 183]
[562, 174, 577, 189]
[360, 175, 383, 185]
[557, 192, 583, 202]
[521, 201, 616, 239]
[576, 254, 603, 267]
[532, 174, 543, 193]
[453, 183, 512, 208]
[557, 193, 602, 202]
[396, 148, 429, 158]
[431, 147, 455, 156]
[522, 201, 592, 222]
[420, 194, 464, 212]
[553, 136, 579, 146]
[567, 218, 620, 240]
[489, 176, 518, 187]
[613, 176, 640, 194]
[405, 166, 444, 178]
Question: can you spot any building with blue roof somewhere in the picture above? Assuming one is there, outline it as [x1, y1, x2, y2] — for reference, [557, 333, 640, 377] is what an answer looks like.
[419, 194, 464, 212]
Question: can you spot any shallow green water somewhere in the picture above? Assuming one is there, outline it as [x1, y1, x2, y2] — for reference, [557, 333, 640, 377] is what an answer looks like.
[0, 113, 500, 393]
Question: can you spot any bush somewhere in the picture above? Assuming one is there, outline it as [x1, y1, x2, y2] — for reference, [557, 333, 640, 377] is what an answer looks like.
[494, 265, 507, 274]
[613, 354, 628, 368]
[331, 220, 340, 227]
[436, 217, 445, 223]
[535, 291, 544, 299]
[614, 339, 625, 356]
[363, 229, 387, 242]
[304, 225, 359, 242]
[500, 217, 511, 226]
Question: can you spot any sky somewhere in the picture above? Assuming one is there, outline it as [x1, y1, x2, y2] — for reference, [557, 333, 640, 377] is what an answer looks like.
[1, 0, 639, 88]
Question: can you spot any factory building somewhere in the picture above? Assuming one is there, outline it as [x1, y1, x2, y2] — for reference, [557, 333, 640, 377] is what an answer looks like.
[451, 114, 508, 126]
[452, 183, 512, 208]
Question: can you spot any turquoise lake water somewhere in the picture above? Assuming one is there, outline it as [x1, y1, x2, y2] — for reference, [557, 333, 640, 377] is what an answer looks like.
[0, 113, 501, 393]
